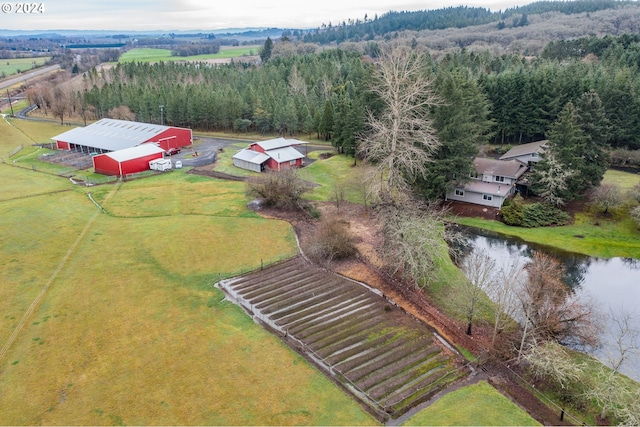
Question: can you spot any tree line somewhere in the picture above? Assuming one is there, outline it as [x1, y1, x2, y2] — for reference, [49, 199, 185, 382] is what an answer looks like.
[72, 35, 640, 150]
[299, 0, 634, 45]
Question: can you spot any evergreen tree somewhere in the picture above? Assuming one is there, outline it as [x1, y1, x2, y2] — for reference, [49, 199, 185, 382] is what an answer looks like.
[260, 37, 273, 63]
[418, 69, 493, 200]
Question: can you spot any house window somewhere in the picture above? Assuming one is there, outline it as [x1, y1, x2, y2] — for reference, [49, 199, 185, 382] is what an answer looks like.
[289, 160, 296, 165]
[483, 194, 493, 201]
[469, 171, 480, 179]
[495, 176, 505, 182]
[455, 189, 465, 197]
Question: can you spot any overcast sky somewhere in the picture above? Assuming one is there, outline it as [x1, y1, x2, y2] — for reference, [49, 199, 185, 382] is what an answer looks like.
[1, 0, 536, 32]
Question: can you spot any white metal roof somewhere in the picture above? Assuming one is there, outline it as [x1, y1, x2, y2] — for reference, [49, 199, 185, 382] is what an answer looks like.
[266, 146, 305, 163]
[254, 137, 308, 151]
[52, 118, 170, 151]
[232, 149, 270, 165]
[104, 144, 165, 162]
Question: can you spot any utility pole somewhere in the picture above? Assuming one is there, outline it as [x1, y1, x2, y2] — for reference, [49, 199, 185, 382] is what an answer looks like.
[6, 89, 15, 117]
[159, 104, 164, 126]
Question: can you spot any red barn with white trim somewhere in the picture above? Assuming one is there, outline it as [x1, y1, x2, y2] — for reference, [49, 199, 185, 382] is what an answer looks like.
[52, 118, 192, 154]
[93, 144, 165, 176]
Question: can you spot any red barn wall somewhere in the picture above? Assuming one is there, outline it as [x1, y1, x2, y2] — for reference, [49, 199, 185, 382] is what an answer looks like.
[57, 140, 70, 150]
[120, 152, 164, 175]
[249, 143, 266, 154]
[264, 158, 302, 171]
[93, 152, 163, 176]
[93, 154, 120, 175]
[146, 127, 192, 151]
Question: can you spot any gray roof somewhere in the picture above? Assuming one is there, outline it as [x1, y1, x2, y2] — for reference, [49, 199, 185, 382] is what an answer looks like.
[474, 157, 528, 179]
[253, 137, 307, 151]
[465, 181, 508, 196]
[52, 119, 170, 151]
[499, 140, 547, 160]
[232, 149, 270, 165]
[267, 146, 305, 163]
[103, 144, 165, 162]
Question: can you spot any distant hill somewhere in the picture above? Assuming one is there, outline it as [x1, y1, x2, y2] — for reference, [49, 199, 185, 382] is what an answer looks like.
[301, 0, 638, 45]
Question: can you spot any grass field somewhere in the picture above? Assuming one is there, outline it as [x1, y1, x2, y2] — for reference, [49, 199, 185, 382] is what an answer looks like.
[403, 381, 541, 426]
[0, 118, 541, 425]
[0, 57, 50, 78]
[0, 118, 377, 424]
[119, 46, 259, 63]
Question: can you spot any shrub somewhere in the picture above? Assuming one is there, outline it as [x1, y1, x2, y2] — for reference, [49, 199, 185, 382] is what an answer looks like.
[500, 194, 524, 226]
[306, 215, 357, 263]
[246, 168, 313, 211]
[500, 195, 572, 227]
[631, 206, 640, 229]
[521, 202, 572, 227]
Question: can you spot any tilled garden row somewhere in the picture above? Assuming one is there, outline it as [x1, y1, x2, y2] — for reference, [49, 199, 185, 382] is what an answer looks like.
[217, 256, 470, 422]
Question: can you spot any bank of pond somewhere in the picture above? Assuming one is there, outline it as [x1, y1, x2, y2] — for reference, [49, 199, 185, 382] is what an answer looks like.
[459, 226, 640, 382]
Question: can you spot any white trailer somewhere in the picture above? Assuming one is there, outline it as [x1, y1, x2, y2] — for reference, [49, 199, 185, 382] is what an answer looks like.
[149, 158, 172, 171]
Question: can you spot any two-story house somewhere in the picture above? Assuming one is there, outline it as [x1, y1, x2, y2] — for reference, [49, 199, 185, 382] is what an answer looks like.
[446, 157, 528, 208]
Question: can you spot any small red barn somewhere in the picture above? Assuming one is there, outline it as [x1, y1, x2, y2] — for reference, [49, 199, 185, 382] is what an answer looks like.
[233, 138, 306, 172]
[93, 144, 165, 176]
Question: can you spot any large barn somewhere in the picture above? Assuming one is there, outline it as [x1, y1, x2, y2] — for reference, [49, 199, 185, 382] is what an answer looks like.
[93, 144, 166, 176]
[51, 118, 192, 153]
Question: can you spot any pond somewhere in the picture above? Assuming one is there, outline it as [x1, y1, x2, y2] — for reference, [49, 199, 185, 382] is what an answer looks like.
[459, 226, 640, 381]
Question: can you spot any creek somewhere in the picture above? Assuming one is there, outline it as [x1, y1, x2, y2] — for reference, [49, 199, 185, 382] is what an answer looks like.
[458, 226, 640, 382]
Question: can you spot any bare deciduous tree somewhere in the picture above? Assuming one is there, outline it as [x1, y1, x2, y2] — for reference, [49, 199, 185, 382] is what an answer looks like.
[108, 105, 136, 121]
[246, 168, 313, 211]
[518, 252, 601, 356]
[489, 258, 524, 348]
[523, 341, 586, 389]
[378, 203, 461, 289]
[588, 183, 624, 215]
[630, 205, 640, 229]
[460, 249, 496, 335]
[358, 45, 441, 205]
[306, 214, 357, 264]
[601, 307, 640, 375]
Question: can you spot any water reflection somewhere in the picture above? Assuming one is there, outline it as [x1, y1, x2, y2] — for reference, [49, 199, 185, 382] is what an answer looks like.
[457, 225, 640, 381]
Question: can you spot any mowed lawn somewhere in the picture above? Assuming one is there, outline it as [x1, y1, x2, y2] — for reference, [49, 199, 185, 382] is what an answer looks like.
[404, 381, 541, 426]
[0, 164, 375, 423]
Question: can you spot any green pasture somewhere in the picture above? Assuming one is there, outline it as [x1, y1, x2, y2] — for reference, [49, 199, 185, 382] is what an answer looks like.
[0, 170, 374, 425]
[301, 154, 364, 203]
[404, 381, 541, 426]
[119, 46, 259, 63]
[0, 57, 50, 78]
[1, 99, 29, 115]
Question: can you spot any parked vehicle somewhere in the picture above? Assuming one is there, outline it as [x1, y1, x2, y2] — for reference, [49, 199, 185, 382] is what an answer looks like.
[166, 147, 181, 156]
